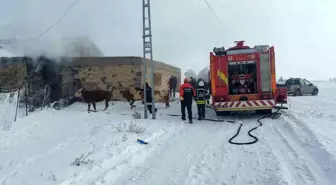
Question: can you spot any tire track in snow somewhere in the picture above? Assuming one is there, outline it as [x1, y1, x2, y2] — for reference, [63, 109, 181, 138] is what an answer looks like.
[0, 138, 75, 184]
[181, 122, 241, 185]
[277, 112, 336, 184]
[0, 112, 96, 185]
[267, 122, 329, 185]
[113, 122, 227, 185]
[182, 128, 229, 185]
[59, 119, 186, 185]
[182, 121, 292, 185]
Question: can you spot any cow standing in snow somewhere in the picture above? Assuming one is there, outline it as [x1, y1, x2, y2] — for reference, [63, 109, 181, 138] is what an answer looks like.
[74, 88, 114, 112]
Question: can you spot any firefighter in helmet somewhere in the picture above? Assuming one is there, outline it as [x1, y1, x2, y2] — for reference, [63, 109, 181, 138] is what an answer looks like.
[180, 78, 196, 123]
[194, 79, 208, 120]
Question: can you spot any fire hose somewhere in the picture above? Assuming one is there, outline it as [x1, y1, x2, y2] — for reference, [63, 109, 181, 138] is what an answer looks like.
[228, 108, 283, 145]
[166, 114, 224, 122]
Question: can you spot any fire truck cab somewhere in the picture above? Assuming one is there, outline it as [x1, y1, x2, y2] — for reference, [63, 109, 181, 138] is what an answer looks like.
[210, 41, 286, 116]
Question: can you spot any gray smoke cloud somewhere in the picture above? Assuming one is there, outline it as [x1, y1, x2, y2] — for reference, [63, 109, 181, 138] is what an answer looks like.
[4, 36, 103, 61]
[197, 67, 209, 82]
[184, 69, 197, 79]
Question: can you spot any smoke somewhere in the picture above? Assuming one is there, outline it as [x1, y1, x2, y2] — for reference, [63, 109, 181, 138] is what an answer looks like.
[9, 39, 65, 60]
[197, 67, 209, 82]
[184, 68, 210, 82]
[5, 36, 103, 61]
[1, 36, 104, 74]
[184, 69, 197, 79]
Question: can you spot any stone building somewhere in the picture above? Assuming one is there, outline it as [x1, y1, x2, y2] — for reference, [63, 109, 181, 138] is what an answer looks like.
[0, 56, 181, 102]
[67, 56, 181, 101]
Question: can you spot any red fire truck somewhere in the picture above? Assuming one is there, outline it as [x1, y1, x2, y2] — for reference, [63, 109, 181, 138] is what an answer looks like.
[210, 41, 287, 116]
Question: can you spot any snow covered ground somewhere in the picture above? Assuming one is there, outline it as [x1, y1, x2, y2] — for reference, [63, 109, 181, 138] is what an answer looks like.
[0, 82, 336, 185]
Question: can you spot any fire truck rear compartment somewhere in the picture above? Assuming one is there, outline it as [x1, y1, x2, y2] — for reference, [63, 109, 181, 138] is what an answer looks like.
[228, 61, 257, 95]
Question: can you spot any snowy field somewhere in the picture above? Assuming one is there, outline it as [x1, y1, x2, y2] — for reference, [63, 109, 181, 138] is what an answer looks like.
[0, 82, 336, 185]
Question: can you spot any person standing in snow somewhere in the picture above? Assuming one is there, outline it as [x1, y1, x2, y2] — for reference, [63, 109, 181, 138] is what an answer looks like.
[139, 82, 157, 114]
[180, 78, 196, 123]
[194, 80, 208, 120]
[189, 77, 197, 90]
[168, 76, 177, 98]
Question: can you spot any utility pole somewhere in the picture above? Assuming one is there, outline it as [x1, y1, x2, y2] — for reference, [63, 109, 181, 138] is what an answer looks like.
[142, 0, 156, 119]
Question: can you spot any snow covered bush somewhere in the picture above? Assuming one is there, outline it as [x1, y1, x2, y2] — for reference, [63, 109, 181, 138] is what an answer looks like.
[132, 111, 141, 119]
[48, 174, 57, 181]
[122, 134, 128, 142]
[113, 119, 145, 134]
[3, 120, 12, 131]
[72, 150, 94, 166]
[128, 120, 145, 133]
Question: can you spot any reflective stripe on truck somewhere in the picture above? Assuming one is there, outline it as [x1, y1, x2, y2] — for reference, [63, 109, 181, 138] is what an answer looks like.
[210, 53, 216, 96]
[214, 99, 275, 111]
[270, 46, 276, 95]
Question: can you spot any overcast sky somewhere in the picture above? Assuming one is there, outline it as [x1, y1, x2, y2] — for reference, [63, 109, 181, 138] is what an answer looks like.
[0, 0, 335, 80]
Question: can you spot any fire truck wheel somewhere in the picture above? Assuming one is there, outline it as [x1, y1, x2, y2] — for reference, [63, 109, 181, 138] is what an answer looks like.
[312, 89, 318, 96]
[294, 89, 301, 96]
[216, 111, 231, 116]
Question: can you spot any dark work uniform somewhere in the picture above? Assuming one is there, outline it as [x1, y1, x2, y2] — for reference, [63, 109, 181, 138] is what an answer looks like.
[180, 82, 196, 123]
[195, 86, 207, 120]
[140, 83, 157, 114]
[168, 76, 177, 98]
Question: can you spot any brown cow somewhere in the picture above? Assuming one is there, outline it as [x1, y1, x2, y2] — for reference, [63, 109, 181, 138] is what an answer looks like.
[164, 91, 170, 108]
[136, 88, 170, 108]
[74, 88, 114, 112]
[119, 89, 137, 109]
[154, 90, 170, 108]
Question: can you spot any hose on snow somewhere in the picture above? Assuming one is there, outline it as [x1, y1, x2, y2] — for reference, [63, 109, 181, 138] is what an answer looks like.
[228, 109, 282, 145]
[166, 114, 225, 122]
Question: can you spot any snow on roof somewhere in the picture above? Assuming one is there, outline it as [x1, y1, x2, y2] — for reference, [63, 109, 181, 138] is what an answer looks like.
[0, 48, 16, 57]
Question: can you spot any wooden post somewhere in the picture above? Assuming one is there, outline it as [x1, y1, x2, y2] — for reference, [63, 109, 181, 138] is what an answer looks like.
[25, 82, 28, 116]
[14, 88, 20, 122]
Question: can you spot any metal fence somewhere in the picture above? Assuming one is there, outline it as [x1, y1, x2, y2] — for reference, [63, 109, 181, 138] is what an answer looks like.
[22, 72, 77, 113]
[0, 56, 82, 122]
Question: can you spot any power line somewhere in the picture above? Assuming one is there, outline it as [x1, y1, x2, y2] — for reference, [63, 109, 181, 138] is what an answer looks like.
[35, 0, 79, 39]
[203, 0, 219, 20]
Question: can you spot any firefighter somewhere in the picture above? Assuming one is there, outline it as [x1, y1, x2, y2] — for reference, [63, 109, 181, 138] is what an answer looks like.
[194, 79, 208, 120]
[180, 78, 196, 123]
[189, 77, 197, 90]
[139, 83, 157, 114]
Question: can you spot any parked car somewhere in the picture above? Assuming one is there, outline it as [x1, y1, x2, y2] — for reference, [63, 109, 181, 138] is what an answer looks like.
[276, 78, 319, 96]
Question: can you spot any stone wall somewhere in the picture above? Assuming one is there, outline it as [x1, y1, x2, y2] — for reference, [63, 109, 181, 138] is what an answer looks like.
[0, 57, 26, 92]
[142, 59, 181, 89]
[66, 57, 143, 100]
[141, 59, 181, 100]
[0, 56, 181, 101]
[65, 57, 181, 101]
